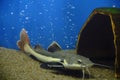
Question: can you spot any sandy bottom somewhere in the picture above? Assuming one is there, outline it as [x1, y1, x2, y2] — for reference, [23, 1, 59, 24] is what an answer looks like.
[0, 47, 115, 80]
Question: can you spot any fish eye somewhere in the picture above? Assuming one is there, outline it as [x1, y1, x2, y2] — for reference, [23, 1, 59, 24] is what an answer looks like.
[77, 59, 82, 63]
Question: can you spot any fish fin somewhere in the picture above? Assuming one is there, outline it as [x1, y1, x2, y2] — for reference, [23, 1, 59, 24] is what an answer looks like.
[17, 28, 30, 51]
[34, 44, 44, 50]
[94, 63, 113, 69]
[47, 41, 62, 52]
[17, 40, 24, 51]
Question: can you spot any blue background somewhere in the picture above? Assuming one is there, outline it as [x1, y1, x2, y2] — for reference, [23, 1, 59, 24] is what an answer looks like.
[0, 0, 120, 50]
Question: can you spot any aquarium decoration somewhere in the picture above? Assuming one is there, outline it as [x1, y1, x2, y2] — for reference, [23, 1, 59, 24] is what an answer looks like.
[76, 7, 120, 78]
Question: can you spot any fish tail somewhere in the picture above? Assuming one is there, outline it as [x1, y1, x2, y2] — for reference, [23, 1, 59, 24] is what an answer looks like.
[17, 28, 30, 51]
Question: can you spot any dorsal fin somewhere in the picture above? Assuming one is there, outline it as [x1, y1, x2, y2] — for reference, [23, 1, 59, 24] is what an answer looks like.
[34, 44, 44, 50]
[47, 41, 62, 52]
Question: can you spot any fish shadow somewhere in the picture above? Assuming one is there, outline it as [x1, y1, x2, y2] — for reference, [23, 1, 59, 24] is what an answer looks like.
[29, 55, 94, 78]
[40, 63, 94, 79]
[29, 55, 95, 78]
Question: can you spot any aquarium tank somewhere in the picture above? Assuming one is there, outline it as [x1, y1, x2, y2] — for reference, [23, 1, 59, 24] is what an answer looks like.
[0, 0, 120, 50]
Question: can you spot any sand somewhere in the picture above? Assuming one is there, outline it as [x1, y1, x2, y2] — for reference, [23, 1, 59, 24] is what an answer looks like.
[0, 47, 116, 80]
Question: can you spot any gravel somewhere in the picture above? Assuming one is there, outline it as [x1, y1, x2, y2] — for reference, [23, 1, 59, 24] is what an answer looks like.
[0, 47, 115, 80]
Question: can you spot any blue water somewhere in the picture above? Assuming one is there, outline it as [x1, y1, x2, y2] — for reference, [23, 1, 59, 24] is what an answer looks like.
[0, 0, 120, 50]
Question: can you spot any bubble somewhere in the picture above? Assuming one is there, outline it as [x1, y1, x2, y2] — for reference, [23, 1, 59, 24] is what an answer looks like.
[70, 36, 74, 39]
[8, 4, 11, 7]
[49, 38, 52, 40]
[42, 4, 46, 7]
[3, 27, 6, 30]
[25, 5, 28, 9]
[74, 34, 77, 37]
[72, 23, 75, 26]
[112, 5, 116, 7]
[25, 17, 29, 20]
[51, 0, 54, 2]
[73, 45, 75, 48]
[67, 12, 70, 14]
[69, 19, 72, 22]
[39, 12, 43, 15]
[64, 36, 68, 39]
[10, 12, 14, 15]
[19, 1, 22, 3]
[63, 39, 65, 42]
[66, 45, 69, 48]
[40, 27, 44, 30]
[54, 17, 58, 20]
[39, 36, 42, 39]
[11, 27, 15, 30]
[20, 10, 25, 16]
[44, 9, 48, 12]
[70, 28, 73, 30]
[71, 6, 75, 9]
[50, 4, 53, 6]
[70, 42, 73, 45]
[61, 28, 64, 30]
[70, 14, 74, 16]
[75, 38, 78, 41]
[52, 34, 54, 37]
[21, 10, 25, 12]
[6, 39, 8, 42]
